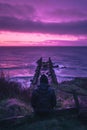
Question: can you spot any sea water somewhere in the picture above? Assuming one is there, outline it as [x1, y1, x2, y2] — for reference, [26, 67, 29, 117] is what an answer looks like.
[0, 46, 87, 87]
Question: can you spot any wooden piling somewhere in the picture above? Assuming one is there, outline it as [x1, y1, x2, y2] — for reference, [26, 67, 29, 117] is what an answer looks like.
[48, 57, 58, 86]
[32, 57, 42, 85]
[72, 90, 80, 111]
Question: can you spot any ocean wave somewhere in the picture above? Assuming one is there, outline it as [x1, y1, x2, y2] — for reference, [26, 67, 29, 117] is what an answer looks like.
[67, 67, 87, 71]
[10, 75, 33, 79]
[57, 75, 74, 79]
[54, 64, 87, 71]
[0, 65, 35, 70]
[10, 76, 33, 88]
[53, 62, 66, 69]
[56, 76, 74, 83]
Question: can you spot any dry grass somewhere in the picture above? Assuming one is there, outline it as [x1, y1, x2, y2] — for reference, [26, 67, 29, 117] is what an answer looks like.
[0, 71, 31, 103]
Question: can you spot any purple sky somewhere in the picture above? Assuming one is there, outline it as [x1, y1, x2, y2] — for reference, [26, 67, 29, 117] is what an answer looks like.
[0, 0, 87, 46]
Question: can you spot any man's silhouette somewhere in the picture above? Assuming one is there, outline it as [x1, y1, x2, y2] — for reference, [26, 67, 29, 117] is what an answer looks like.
[31, 74, 56, 116]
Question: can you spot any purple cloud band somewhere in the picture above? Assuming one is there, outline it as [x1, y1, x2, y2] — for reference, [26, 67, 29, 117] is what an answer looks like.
[0, 16, 87, 35]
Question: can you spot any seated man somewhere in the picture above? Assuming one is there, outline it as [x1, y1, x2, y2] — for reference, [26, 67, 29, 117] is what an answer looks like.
[31, 74, 56, 116]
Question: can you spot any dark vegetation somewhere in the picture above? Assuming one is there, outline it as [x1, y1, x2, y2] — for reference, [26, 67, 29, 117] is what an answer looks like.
[0, 71, 33, 120]
[0, 71, 31, 103]
[0, 71, 87, 130]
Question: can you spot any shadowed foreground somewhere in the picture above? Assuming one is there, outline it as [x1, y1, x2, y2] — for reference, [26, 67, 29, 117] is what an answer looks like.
[1, 112, 87, 130]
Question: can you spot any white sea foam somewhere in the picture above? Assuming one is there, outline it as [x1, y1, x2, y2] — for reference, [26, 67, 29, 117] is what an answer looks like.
[10, 76, 33, 88]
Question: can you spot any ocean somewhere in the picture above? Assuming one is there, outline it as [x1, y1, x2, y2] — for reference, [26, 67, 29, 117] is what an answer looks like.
[0, 46, 87, 87]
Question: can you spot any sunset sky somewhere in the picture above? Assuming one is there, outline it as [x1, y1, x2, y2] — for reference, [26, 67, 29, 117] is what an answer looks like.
[0, 0, 87, 46]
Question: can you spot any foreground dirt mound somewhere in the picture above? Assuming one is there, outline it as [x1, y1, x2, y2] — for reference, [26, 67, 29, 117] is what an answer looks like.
[0, 98, 32, 119]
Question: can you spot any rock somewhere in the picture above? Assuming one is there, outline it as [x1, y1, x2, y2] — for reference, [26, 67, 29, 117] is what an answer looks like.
[53, 65, 59, 68]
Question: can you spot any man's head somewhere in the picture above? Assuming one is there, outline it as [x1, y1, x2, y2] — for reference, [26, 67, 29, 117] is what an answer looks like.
[40, 74, 48, 84]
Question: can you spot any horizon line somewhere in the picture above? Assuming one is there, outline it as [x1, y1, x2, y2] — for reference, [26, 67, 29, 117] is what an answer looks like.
[0, 45, 87, 47]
